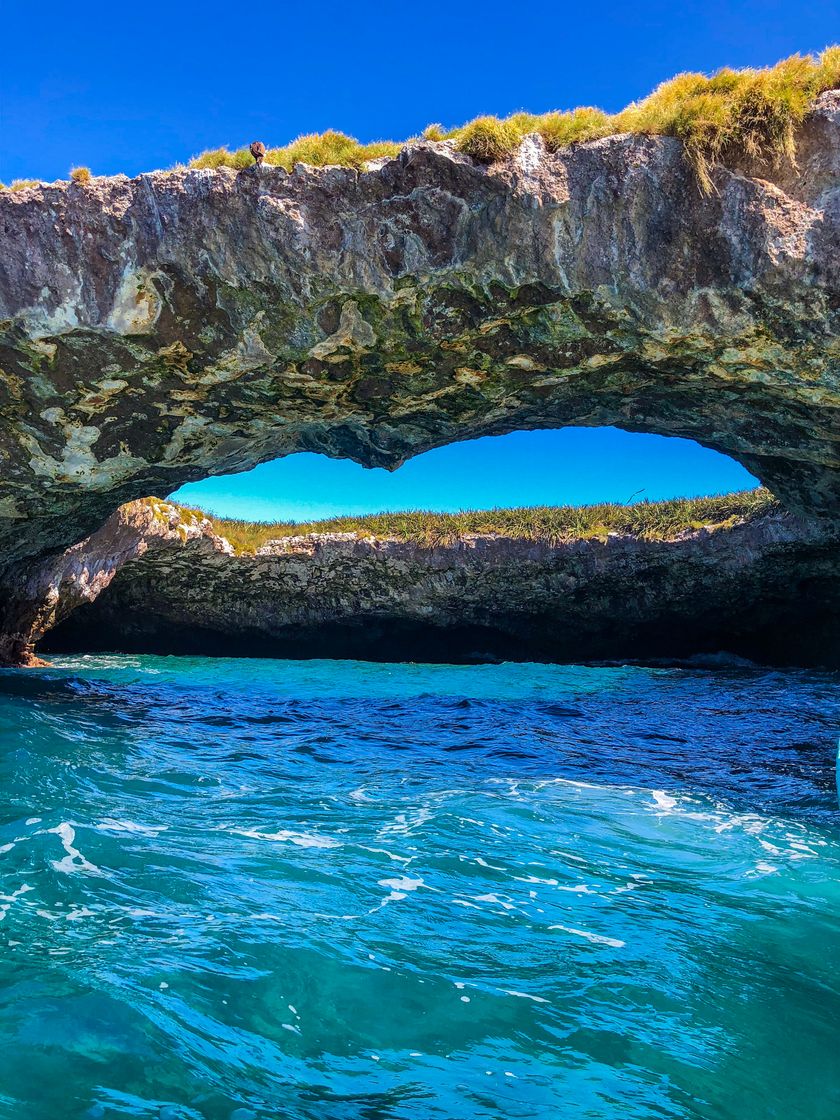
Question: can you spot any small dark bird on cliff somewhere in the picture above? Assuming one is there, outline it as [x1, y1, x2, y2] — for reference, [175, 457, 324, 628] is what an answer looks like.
[249, 141, 267, 166]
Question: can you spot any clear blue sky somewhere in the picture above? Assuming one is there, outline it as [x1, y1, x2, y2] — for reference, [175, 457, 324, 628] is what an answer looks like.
[172, 430, 757, 522]
[2, 1, 832, 519]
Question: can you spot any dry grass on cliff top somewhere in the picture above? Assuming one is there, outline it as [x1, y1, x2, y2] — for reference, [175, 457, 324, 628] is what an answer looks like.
[186, 48, 839, 192]
[184, 488, 776, 553]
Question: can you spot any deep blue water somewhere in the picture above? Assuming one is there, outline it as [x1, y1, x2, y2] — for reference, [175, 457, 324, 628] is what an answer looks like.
[1, 655, 839, 1120]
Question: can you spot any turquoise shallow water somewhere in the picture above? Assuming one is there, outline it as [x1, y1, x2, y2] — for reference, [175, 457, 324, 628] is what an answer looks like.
[1, 655, 839, 1120]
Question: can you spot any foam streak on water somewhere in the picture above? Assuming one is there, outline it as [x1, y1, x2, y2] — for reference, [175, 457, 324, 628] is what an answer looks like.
[1, 656, 839, 1120]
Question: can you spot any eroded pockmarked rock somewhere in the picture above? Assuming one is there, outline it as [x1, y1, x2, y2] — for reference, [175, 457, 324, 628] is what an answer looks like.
[0, 499, 228, 665]
[0, 92, 838, 580]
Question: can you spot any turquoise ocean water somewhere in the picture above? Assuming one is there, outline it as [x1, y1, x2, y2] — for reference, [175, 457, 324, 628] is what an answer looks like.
[1, 655, 839, 1120]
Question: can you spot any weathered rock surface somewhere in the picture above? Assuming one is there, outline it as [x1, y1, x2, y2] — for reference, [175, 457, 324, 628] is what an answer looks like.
[0, 499, 225, 665]
[1, 91, 839, 590]
[30, 500, 840, 668]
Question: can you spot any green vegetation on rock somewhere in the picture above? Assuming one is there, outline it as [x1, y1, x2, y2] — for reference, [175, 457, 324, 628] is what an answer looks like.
[5, 179, 41, 192]
[190, 130, 402, 173]
[180, 488, 776, 553]
[187, 48, 839, 191]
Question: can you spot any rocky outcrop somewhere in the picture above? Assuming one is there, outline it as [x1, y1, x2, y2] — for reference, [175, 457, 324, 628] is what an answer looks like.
[0, 91, 839, 592]
[22, 500, 840, 668]
[0, 499, 225, 665]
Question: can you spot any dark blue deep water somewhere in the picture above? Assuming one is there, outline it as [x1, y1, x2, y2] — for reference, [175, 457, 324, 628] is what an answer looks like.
[1, 656, 839, 1120]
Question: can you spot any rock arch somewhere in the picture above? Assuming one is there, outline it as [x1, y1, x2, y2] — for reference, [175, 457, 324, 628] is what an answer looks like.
[0, 92, 838, 579]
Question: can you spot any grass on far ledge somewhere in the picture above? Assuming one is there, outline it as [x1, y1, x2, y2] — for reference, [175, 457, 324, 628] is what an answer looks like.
[180, 488, 776, 554]
[184, 48, 839, 193]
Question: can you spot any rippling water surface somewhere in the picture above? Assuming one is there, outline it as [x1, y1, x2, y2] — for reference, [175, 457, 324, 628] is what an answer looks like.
[1, 655, 839, 1120]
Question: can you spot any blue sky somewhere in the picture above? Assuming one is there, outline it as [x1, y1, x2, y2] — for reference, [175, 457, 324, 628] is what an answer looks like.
[173, 430, 757, 522]
[2, 0, 836, 183]
[2, 1, 833, 518]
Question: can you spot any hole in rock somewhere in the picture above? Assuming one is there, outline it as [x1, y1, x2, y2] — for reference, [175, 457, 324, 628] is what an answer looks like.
[168, 428, 759, 522]
[42, 427, 840, 671]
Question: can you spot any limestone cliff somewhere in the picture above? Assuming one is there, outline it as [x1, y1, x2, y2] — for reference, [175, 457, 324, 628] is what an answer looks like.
[0, 91, 838, 586]
[20, 500, 840, 668]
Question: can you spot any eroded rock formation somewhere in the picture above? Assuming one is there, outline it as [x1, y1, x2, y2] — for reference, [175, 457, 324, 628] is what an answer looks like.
[0, 499, 223, 665]
[1, 94, 839, 662]
[14, 499, 839, 669]
[1, 92, 839, 575]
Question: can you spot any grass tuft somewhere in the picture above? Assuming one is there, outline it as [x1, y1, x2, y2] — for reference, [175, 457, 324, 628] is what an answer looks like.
[819, 44, 840, 89]
[265, 131, 401, 171]
[536, 106, 615, 151]
[455, 116, 522, 162]
[422, 123, 448, 141]
[612, 51, 839, 190]
[9, 179, 40, 192]
[187, 131, 402, 174]
[176, 489, 776, 554]
[189, 145, 253, 170]
[70, 166, 92, 184]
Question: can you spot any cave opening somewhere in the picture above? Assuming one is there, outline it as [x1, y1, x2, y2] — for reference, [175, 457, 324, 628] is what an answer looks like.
[39, 426, 840, 670]
[167, 427, 760, 524]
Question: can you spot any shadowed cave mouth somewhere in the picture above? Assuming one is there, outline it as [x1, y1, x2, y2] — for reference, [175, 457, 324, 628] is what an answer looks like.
[39, 430, 840, 668]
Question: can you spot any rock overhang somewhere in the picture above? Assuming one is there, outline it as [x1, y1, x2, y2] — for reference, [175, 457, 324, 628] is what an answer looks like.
[0, 96, 838, 576]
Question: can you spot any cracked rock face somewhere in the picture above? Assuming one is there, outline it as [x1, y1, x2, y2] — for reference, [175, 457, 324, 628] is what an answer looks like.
[34, 501, 840, 668]
[0, 92, 839, 578]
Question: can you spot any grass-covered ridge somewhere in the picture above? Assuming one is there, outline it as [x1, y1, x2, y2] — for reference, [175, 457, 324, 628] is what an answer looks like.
[180, 489, 776, 553]
[187, 49, 838, 192]
[2, 50, 836, 194]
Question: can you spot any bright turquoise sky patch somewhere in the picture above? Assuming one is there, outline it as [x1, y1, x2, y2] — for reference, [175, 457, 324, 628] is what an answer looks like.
[171, 429, 758, 521]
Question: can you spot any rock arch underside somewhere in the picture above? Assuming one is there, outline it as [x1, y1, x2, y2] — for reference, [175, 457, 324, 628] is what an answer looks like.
[0, 93, 838, 665]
